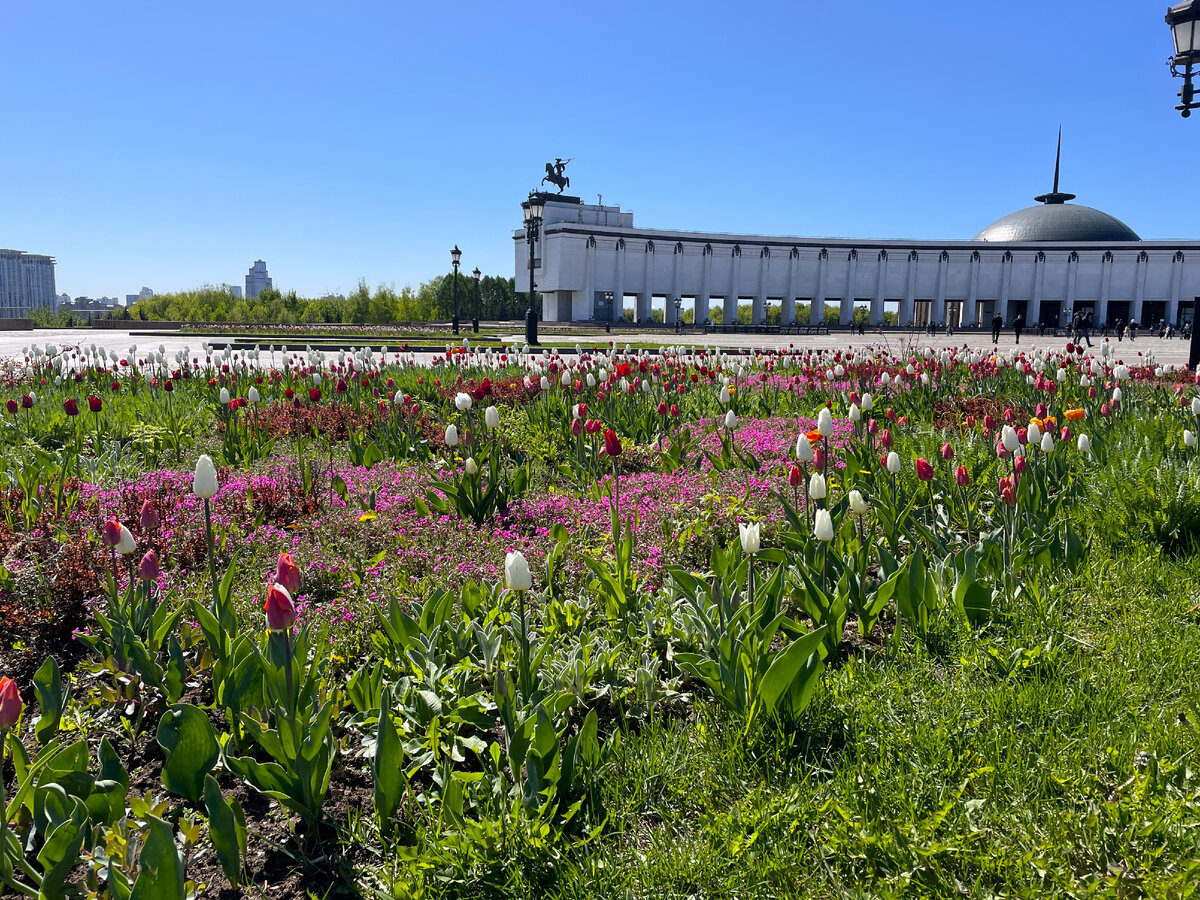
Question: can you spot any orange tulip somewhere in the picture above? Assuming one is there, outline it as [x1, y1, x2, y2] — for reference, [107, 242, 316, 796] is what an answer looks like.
[1064, 408, 1085, 421]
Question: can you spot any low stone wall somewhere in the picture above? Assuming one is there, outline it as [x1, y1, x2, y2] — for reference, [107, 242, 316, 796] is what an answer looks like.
[0, 319, 34, 331]
[90, 320, 186, 330]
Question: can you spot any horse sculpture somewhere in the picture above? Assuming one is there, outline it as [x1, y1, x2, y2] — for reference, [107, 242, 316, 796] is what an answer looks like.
[541, 158, 572, 193]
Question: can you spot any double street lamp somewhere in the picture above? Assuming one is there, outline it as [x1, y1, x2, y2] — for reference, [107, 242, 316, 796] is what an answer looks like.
[450, 245, 462, 335]
[673, 296, 682, 334]
[1167, 0, 1200, 116]
[472, 266, 481, 334]
[521, 192, 545, 346]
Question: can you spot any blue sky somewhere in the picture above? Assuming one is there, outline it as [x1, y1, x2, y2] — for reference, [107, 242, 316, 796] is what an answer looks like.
[3, 0, 1194, 300]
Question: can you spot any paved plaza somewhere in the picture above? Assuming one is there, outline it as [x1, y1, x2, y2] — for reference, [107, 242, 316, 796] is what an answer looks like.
[0, 327, 1193, 368]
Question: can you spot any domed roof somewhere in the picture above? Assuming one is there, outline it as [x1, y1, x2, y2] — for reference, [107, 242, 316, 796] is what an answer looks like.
[974, 129, 1140, 243]
[974, 202, 1141, 242]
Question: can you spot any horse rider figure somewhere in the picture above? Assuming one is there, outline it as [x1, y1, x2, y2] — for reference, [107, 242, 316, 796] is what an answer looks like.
[541, 158, 572, 193]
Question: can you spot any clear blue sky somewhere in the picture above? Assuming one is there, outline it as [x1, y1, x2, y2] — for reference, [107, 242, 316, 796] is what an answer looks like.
[3, 0, 1194, 300]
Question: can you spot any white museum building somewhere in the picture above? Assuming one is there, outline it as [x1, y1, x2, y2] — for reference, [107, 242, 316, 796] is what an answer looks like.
[513, 176, 1200, 331]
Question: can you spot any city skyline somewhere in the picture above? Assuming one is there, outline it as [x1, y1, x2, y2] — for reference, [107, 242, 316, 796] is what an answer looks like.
[2, 1, 1196, 300]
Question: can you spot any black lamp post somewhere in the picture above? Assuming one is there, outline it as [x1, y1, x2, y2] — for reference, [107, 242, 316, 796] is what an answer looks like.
[450, 245, 462, 335]
[673, 296, 682, 334]
[1167, 1, 1200, 116]
[522, 192, 544, 345]
[472, 266, 481, 334]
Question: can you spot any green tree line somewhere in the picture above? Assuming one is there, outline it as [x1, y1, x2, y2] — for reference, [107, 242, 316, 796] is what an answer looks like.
[124, 273, 528, 324]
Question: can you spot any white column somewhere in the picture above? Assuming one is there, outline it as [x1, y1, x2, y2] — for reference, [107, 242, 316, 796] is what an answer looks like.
[782, 248, 798, 324]
[811, 250, 828, 326]
[725, 246, 741, 324]
[1066, 252, 1079, 322]
[1029, 252, 1045, 326]
[582, 236, 596, 320]
[667, 243, 682, 325]
[639, 243, 653, 323]
[840, 251, 857, 326]
[1099, 252, 1112, 326]
[754, 248, 768, 325]
[1170, 251, 1184, 325]
[871, 252, 886, 326]
[933, 251, 948, 325]
[614, 239, 625, 323]
[966, 252, 980, 327]
[699, 245, 712, 324]
[1134, 252, 1147, 324]
[902, 251, 916, 325]
[1000, 253, 1012, 322]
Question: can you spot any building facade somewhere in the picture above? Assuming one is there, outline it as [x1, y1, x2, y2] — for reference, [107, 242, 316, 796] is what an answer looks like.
[514, 190, 1200, 330]
[245, 260, 272, 299]
[0, 249, 57, 318]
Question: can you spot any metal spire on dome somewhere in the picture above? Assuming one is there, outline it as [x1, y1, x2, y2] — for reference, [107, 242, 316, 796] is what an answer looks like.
[1034, 127, 1077, 205]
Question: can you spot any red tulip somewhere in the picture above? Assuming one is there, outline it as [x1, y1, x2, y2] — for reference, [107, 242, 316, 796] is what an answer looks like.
[88, 396, 103, 413]
[138, 550, 160, 581]
[63, 398, 78, 417]
[983, 414, 996, 432]
[788, 464, 802, 487]
[274, 552, 302, 596]
[4, 400, 16, 415]
[915, 458, 934, 481]
[940, 442, 954, 461]
[309, 388, 322, 403]
[265, 583, 297, 632]
[670, 404, 681, 418]
[867, 418, 879, 435]
[20, 394, 32, 410]
[101, 518, 122, 547]
[955, 465, 969, 487]
[139, 499, 159, 532]
[0, 677, 22, 730]
[571, 418, 582, 436]
[603, 429, 622, 458]
[1014, 455, 1027, 475]
[813, 448, 826, 470]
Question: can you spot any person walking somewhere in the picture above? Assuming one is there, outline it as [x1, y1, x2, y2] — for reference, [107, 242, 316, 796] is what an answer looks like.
[991, 311, 1003, 344]
[1013, 313, 1024, 345]
[1116, 318, 1124, 342]
[1071, 311, 1082, 345]
[1081, 310, 1094, 347]
[1129, 319, 1138, 341]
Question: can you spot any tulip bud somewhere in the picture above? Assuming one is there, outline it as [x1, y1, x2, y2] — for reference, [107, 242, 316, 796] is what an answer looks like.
[193, 454, 219, 499]
[1001, 425, 1019, 452]
[445, 424, 459, 447]
[138, 550, 160, 581]
[739, 522, 761, 555]
[867, 418, 879, 435]
[0, 677, 22, 730]
[101, 518, 122, 547]
[788, 464, 802, 487]
[861, 393, 873, 412]
[808, 472, 827, 500]
[880, 429, 893, 450]
[485, 406, 500, 429]
[1014, 454, 1028, 475]
[848, 403, 861, 422]
[719, 386, 731, 405]
[1192, 397, 1200, 417]
[505, 551, 533, 591]
[603, 429, 622, 457]
[940, 442, 954, 461]
[817, 408, 834, 437]
[724, 410, 738, 430]
[464, 457, 478, 476]
[139, 500, 159, 532]
[539, 376, 551, 392]
[115, 525, 136, 556]
[219, 387, 230, 405]
[274, 552, 302, 596]
[1041, 432, 1054, 453]
[847, 490, 869, 515]
[265, 583, 297, 632]
[915, 458, 934, 481]
[955, 465, 969, 487]
[795, 434, 814, 462]
[813, 509, 834, 542]
[570, 418, 582, 436]
[886, 451, 901, 474]
[1186, 430, 1197, 448]
[1077, 434, 1091, 454]
[248, 386, 260, 403]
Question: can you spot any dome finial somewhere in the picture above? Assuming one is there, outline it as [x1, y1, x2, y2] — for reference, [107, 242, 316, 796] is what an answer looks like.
[1034, 127, 1077, 205]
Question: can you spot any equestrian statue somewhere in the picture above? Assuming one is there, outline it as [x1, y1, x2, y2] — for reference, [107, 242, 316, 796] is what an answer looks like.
[541, 158, 572, 193]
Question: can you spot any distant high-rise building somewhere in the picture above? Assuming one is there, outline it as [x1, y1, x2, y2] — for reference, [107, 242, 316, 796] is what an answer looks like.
[230, 285, 243, 298]
[127, 286, 155, 307]
[245, 260, 273, 299]
[0, 249, 56, 318]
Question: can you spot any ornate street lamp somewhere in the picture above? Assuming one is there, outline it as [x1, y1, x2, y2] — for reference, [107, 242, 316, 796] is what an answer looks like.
[450, 245, 462, 335]
[673, 296, 682, 333]
[472, 266, 481, 334]
[521, 192, 544, 345]
[1167, 0, 1200, 117]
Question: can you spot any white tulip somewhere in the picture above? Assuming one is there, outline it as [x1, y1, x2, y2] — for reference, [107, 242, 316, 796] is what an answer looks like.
[219, 387, 230, 405]
[1040, 432, 1054, 453]
[248, 386, 260, 404]
[719, 386, 731, 405]
[1186, 430, 1197, 448]
[193, 454, 219, 499]
[485, 406, 501, 429]
[455, 392, 473, 411]
[312, 373, 322, 387]
[1027, 421, 1042, 445]
[394, 390, 405, 405]
[817, 408, 834, 437]
[1112, 387, 1123, 403]
[738, 522, 761, 555]
[464, 458, 478, 476]
[504, 551, 533, 591]
[795, 434, 814, 462]
[540, 376, 550, 392]
[814, 509, 835, 541]
[861, 393, 873, 412]
[445, 424, 459, 447]
[881, 372, 891, 386]
[1191, 397, 1200, 416]
[724, 410, 738, 430]
[848, 403, 861, 422]
[848, 490, 869, 515]
[808, 472, 827, 500]
[1077, 434, 1091, 454]
[886, 451, 901, 474]
[115, 525, 136, 556]
[1002, 425, 1020, 452]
